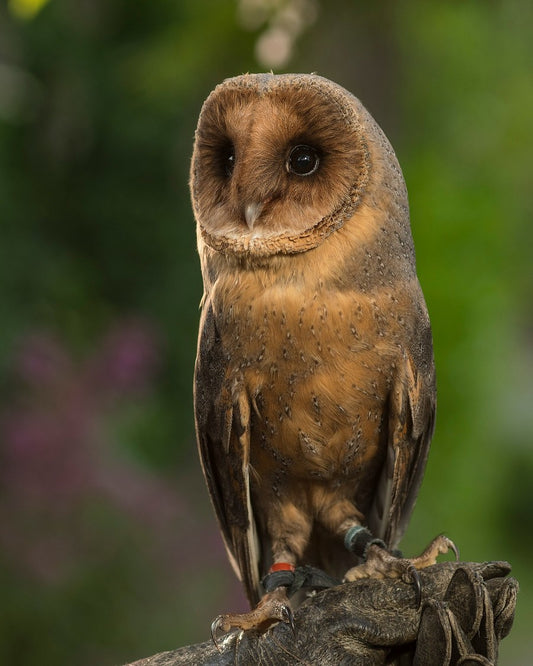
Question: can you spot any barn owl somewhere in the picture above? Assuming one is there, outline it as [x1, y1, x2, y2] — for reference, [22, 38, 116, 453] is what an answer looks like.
[190, 73, 455, 638]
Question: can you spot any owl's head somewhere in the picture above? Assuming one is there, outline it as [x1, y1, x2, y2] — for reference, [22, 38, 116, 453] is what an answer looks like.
[190, 73, 406, 259]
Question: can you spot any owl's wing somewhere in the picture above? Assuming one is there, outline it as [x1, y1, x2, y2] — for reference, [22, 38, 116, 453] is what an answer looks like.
[367, 347, 436, 550]
[194, 302, 261, 606]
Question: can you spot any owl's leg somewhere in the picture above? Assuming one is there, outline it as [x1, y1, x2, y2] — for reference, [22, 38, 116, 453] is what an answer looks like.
[211, 501, 311, 648]
[343, 527, 459, 605]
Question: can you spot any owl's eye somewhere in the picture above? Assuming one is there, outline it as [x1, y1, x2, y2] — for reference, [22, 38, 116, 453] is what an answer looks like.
[222, 146, 235, 177]
[287, 145, 320, 176]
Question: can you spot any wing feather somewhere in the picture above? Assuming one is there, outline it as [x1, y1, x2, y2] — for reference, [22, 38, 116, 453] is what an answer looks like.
[194, 302, 261, 605]
[367, 350, 435, 549]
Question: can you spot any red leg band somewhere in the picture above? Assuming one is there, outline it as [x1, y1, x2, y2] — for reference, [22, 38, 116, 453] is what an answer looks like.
[269, 562, 295, 573]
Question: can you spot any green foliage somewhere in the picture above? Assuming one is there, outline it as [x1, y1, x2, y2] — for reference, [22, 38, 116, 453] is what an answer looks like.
[1, 0, 531, 663]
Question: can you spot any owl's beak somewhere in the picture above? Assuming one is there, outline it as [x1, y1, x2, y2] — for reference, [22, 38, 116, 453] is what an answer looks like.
[244, 202, 264, 229]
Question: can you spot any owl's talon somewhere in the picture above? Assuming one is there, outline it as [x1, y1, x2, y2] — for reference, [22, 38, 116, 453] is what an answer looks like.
[416, 534, 459, 566]
[210, 615, 226, 652]
[344, 534, 458, 608]
[447, 537, 460, 561]
[210, 616, 245, 651]
[406, 563, 422, 607]
[209, 587, 293, 646]
[281, 604, 296, 634]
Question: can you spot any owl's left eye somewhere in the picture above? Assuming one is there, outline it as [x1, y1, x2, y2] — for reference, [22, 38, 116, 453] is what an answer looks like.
[287, 145, 320, 176]
[222, 146, 235, 177]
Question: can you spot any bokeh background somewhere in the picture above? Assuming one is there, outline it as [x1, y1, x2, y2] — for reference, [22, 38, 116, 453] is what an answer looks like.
[0, 0, 531, 663]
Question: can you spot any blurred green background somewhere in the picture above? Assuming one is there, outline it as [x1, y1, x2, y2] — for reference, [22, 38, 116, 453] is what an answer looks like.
[0, 0, 531, 663]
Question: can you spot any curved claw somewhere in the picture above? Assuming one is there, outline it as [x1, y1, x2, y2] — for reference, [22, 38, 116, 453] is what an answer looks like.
[210, 615, 226, 652]
[407, 563, 423, 608]
[281, 604, 296, 635]
[446, 536, 460, 562]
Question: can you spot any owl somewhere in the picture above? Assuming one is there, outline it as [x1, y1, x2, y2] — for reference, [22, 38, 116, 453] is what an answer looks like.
[190, 73, 454, 636]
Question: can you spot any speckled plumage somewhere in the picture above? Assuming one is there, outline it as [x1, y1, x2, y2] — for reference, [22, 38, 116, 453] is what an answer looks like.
[191, 73, 435, 607]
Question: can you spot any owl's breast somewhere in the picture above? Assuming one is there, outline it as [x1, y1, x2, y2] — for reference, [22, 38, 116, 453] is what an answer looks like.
[212, 278, 406, 492]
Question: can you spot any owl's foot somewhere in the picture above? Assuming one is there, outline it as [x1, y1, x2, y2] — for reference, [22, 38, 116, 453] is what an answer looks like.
[210, 586, 294, 650]
[344, 533, 459, 606]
